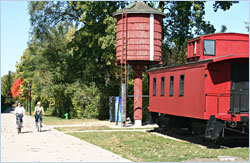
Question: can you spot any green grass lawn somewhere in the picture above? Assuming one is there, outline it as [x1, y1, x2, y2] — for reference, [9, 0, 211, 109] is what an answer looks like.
[55, 126, 154, 131]
[68, 131, 249, 162]
[27, 114, 102, 125]
[43, 115, 102, 125]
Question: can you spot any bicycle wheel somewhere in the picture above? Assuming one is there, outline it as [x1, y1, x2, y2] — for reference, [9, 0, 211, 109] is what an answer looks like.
[39, 122, 41, 132]
[37, 123, 40, 132]
[37, 120, 41, 132]
[16, 116, 21, 134]
[18, 128, 21, 134]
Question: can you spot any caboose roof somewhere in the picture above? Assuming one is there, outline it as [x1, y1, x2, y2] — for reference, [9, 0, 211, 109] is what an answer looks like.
[147, 58, 213, 72]
[188, 32, 249, 42]
[147, 54, 249, 72]
[113, 2, 166, 17]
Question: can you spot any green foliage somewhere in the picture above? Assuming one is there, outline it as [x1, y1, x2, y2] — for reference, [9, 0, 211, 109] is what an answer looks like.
[220, 25, 228, 33]
[245, 22, 249, 32]
[65, 81, 101, 118]
[213, 1, 238, 12]
[157, 1, 217, 66]
[1, 71, 17, 106]
[1, 98, 9, 113]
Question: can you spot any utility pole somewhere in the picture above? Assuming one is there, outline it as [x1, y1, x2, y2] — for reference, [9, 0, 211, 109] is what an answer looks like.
[26, 87, 29, 112]
[29, 81, 32, 115]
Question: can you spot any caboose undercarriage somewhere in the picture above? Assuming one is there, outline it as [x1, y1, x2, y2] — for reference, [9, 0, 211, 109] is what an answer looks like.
[151, 112, 249, 141]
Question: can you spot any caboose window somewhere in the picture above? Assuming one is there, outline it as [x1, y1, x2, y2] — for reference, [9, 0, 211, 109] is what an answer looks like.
[179, 75, 185, 96]
[193, 41, 196, 56]
[204, 40, 215, 55]
[169, 76, 174, 96]
[161, 77, 165, 96]
[153, 78, 156, 96]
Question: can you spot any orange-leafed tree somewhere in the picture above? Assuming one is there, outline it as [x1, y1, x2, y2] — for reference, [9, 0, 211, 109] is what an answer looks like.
[10, 77, 23, 98]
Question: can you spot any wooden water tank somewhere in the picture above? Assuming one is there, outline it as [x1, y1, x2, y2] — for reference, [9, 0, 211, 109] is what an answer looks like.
[114, 2, 165, 65]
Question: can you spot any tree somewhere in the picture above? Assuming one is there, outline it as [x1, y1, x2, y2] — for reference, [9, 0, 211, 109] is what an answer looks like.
[65, 81, 101, 118]
[26, 1, 127, 118]
[1, 71, 17, 106]
[245, 22, 249, 32]
[23, 23, 74, 117]
[220, 25, 227, 33]
[10, 77, 23, 98]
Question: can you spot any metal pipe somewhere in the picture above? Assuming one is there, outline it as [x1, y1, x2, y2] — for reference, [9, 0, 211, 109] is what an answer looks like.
[119, 12, 124, 127]
[217, 95, 220, 115]
[116, 96, 120, 125]
[127, 95, 149, 98]
[26, 87, 28, 112]
[124, 12, 128, 127]
[29, 82, 32, 115]
[121, 12, 124, 83]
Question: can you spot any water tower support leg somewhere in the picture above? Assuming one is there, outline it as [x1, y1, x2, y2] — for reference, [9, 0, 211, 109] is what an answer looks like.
[132, 65, 145, 126]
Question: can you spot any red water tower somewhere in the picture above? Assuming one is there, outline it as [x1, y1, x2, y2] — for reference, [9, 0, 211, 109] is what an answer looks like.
[114, 2, 165, 126]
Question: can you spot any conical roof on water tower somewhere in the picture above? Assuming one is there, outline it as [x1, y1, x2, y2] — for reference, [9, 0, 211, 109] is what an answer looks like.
[114, 2, 166, 65]
[113, 2, 166, 16]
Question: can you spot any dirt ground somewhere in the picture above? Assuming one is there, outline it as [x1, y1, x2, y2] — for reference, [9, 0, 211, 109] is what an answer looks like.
[1, 108, 131, 162]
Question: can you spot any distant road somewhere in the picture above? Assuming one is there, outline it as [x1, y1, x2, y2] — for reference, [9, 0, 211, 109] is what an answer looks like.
[1, 108, 130, 162]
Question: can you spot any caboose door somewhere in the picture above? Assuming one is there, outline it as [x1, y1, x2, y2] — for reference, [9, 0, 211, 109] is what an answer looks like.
[230, 62, 249, 113]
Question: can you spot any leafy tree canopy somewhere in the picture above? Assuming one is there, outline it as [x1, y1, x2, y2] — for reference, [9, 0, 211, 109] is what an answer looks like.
[1, 71, 17, 106]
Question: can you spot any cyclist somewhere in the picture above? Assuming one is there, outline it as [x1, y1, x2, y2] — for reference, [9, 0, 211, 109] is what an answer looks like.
[33, 101, 45, 128]
[14, 102, 25, 128]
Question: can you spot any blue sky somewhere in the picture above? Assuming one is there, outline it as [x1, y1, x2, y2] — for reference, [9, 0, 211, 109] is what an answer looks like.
[1, 1, 249, 77]
[1, 1, 30, 77]
[204, 1, 249, 33]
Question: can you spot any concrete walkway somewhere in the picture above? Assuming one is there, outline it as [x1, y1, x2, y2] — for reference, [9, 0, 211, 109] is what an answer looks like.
[1, 108, 131, 162]
[49, 121, 158, 129]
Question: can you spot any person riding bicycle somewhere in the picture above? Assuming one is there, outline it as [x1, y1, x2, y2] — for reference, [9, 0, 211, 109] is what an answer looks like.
[14, 102, 25, 128]
[33, 101, 45, 128]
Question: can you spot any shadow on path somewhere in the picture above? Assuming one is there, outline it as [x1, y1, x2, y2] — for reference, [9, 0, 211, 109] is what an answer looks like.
[39, 129, 51, 132]
[3, 108, 15, 114]
[21, 131, 33, 134]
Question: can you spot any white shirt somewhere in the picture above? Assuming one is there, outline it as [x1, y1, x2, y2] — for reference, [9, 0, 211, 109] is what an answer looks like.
[15, 106, 25, 114]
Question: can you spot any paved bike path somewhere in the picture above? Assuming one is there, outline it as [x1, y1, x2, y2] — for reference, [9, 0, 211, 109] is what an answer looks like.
[1, 108, 130, 162]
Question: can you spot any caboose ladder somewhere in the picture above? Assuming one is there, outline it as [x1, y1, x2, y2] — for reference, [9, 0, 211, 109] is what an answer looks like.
[120, 12, 128, 127]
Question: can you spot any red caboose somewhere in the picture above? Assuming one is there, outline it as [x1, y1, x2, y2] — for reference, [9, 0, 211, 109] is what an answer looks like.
[147, 33, 249, 140]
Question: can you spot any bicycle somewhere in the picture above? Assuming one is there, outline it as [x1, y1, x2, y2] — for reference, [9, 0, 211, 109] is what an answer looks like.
[35, 114, 42, 132]
[16, 113, 22, 134]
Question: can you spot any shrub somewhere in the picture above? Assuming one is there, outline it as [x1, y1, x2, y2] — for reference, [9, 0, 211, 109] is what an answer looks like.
[66, 81, 101, 118]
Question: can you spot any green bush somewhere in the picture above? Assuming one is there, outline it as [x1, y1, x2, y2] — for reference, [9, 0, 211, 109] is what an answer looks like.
[66, 81, 101, 118]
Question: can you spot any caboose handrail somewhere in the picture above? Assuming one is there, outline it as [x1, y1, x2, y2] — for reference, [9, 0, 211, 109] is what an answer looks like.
[205, 93, 230, 96]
